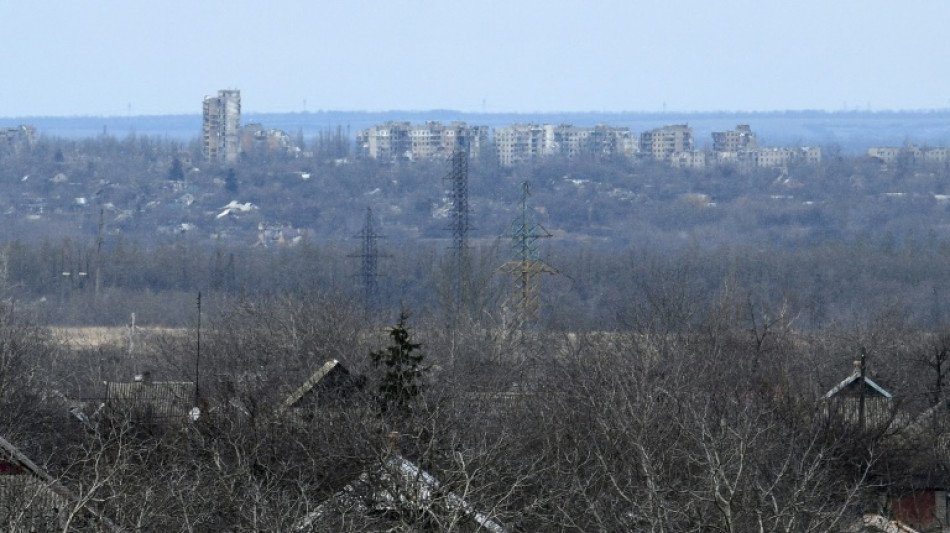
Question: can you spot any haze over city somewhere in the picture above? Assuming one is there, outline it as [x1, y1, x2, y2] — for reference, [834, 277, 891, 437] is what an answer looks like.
[3, 0, 950, 117]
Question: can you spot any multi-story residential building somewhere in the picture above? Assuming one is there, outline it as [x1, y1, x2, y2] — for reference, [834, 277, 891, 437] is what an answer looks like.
[639, 124, 693, 161]
[493, 124, 552, 166]
[868, 147, 900, 163]
[240, 123, 297, 156]
[868, 145, 949, 165]
[588, 125, 638, 158]
[0, 125, 36, 152]
[493, 123, 636, 166]
[753, 146, 822, 167]
[670, 151, 708, 169]
[712, 125, 756, 153]
[356, 121, 411, 161]
[202, 90, 241, 164]
[444, 122, 490, 159]
[922, 147, 949, 164]
[356, 121, 487, 161]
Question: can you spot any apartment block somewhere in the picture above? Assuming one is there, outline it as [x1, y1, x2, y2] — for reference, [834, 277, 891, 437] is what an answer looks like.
[493, 124, 552, 167]
[0, 125, 36, 152]
[589, 125, 638, 158]
[868, 145, 949, 165]
[240, 123, 297, 156]
[753, 146, 822, 167]
[493, 123, 636, 167]
[712, 125, 756, 153]
[356, 121, 487, 161]
[670, 151, 708, 169]
[639, 124, 693, 161]
[202, 90, 241, 164]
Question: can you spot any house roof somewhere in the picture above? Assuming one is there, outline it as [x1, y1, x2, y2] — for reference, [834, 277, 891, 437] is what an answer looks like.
[825, 370, 893, 399]
[278, 359, 341, 414]
[104, 380, 196, 419]
[294, 454, 507, 533]
[0, 474, 69, 528]
[275, 359, 364, 417]
[0, 434, 125, 532]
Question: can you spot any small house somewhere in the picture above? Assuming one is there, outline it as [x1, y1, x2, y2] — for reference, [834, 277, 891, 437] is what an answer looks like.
[0, 434, 123, 532]
[276, 359, 365, 418]
[825, 358, 894, 429]
[103, 374, 197, 425]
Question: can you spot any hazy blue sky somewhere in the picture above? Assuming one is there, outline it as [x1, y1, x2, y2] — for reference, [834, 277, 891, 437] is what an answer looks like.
[3, 1, 949, 117]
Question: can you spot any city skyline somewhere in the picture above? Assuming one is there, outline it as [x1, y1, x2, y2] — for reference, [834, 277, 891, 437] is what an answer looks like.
[3, 1, 950, 118]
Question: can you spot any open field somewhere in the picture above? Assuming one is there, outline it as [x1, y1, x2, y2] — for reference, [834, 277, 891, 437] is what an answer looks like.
[51, 327, 187, 348]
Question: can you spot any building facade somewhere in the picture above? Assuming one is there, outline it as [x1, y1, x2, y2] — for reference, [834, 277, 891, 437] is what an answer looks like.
[240, 123, 297, 156]
[493, 123, 636, 167]
[639, 124, 693, 161]
[753, 146, 822, 167]
[356, 121, 488, 162]
[670, 150, 708, 169]
[712, 124, 756, 153]
[202, 90, 242, 164]
[868, 145, 949, 165]
[0, 125, 36, 153]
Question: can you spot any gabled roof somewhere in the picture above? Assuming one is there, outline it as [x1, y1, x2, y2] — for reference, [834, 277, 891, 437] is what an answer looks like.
[0, 434, 124, 532]
[825, 371, 892, 399]
[279, 360, 340, 413]
[276, 360, 363, 417]
[294, 454, 507, 533]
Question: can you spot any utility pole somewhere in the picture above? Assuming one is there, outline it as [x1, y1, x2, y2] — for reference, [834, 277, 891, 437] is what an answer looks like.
[95, 209, 103, 301]
[195, 292, 201, 408]
[858, 347, 867, 431]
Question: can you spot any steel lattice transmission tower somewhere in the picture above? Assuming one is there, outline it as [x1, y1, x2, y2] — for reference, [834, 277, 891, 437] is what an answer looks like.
[444, 145, 470, 308]
[351, 207, 385, 311]
[500, 181, 556, 327]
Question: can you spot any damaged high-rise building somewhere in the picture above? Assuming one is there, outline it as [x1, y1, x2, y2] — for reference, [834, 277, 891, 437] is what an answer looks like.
[202, 90, 241, 164]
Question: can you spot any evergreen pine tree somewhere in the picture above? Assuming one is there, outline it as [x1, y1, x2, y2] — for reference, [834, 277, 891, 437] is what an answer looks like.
[224, 168, 238, 193]
[168, 156, 185, 181]
[371, 311, 426, 418]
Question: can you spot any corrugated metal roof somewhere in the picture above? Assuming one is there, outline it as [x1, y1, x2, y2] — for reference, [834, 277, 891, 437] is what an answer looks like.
[105, 380, 196, 419]
[0, 434, 125, 532]
[0, 474, 68, 529]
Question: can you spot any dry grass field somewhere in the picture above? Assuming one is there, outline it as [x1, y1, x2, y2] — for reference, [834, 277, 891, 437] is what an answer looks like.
[51, 326, 187, 349]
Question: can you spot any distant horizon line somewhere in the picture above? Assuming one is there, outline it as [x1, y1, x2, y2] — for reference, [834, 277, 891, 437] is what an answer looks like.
[5, 107, 950, 121]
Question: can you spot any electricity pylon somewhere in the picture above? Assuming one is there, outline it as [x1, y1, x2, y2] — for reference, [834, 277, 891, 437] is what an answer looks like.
[351, 207, 385, 311]
[500, 181, 556, 328]
[444, 145, 470, 315]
